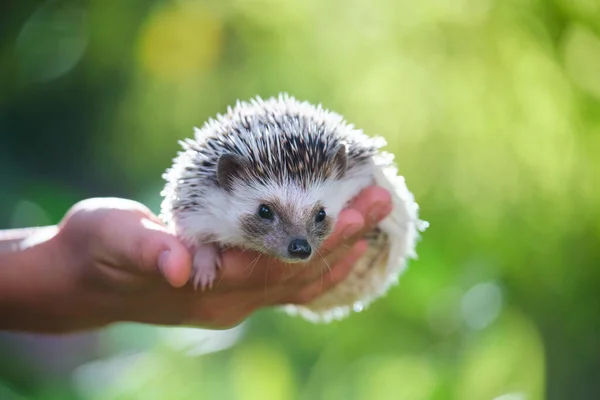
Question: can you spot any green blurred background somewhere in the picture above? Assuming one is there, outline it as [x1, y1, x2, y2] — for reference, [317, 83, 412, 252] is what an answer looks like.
[1, 0, 599, 399]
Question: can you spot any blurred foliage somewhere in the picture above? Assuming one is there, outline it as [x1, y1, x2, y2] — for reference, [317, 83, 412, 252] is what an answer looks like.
[1, 0, 600, 399]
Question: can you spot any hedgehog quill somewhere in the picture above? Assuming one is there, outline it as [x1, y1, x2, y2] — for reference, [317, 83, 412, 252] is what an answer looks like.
[160, 94, 428, 323]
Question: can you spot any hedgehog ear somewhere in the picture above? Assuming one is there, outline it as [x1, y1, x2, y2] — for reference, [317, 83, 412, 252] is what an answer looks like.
[333, 144, 348, 178]
[217, 153, 245, 191]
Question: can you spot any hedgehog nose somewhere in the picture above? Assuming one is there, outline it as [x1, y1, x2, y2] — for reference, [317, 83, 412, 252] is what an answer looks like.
[288, 238, 312, 259]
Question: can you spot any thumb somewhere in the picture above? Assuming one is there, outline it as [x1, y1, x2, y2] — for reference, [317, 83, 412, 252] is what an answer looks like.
[145, 222, 193, 288]
[102, 213, 193, 288]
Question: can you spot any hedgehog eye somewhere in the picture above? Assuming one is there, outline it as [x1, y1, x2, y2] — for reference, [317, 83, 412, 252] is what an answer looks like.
[315, 208, 326, 223]
[258, 204, 274, 220]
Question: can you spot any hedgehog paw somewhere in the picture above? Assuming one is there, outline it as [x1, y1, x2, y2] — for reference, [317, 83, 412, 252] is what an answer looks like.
[190, 243, 221, 291]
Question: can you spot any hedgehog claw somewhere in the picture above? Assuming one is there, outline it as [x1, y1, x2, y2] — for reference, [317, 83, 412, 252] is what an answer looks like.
[190, 243, 220, 291]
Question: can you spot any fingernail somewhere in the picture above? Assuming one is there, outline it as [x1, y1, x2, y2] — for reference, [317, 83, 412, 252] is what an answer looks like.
[158, 250, 170, 273]
[369, 202, 392, 223]
[342, 222, 363, 239]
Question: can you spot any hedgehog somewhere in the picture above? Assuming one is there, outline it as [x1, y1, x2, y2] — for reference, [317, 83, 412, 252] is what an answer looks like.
[159, 94, 428, 323]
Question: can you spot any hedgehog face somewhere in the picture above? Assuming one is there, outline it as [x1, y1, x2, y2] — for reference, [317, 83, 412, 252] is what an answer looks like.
[233, 183, 336, 263]
[209, 138, 372, 261]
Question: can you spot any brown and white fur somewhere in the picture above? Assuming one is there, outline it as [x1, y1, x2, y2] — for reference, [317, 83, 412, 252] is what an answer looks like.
[160, 94, 428, 323]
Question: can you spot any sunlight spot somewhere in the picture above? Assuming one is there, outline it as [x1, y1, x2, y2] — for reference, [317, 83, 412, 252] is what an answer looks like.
[352, 301, 365, 313]
[10, 200, 52, 228]
[15, 0, 88, 83]
[137, 2, 222, 81]
[461, 282, 503, 330]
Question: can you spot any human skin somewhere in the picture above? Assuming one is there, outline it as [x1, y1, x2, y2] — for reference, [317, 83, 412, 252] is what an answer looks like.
[0, 186, 393, 334]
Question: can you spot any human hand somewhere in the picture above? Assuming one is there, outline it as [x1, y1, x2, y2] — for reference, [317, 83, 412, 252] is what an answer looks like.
[22, 186, 392, 332]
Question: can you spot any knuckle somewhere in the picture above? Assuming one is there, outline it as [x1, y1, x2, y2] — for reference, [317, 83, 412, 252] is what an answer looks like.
[132, 234, 153, 269]
[136, 234, 166, 272]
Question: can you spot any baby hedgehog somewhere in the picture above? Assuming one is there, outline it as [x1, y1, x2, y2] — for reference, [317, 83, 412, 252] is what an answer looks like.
[160, 94, 428, 323]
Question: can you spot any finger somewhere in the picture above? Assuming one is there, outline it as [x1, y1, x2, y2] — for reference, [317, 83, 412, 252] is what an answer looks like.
[320, 208, 364, 254]
[346, 185, 393, 226]
[320, 185, 392, 256]
[137, 219, 193, 288]
[216, 249, 293, 289]
[101, 214, 192, 288]
[273, 239, 369, 305]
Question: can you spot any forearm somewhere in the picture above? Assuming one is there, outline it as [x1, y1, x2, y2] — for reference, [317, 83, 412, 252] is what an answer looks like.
[0, 227, 76, 332]
[0, 226, 59, 253]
